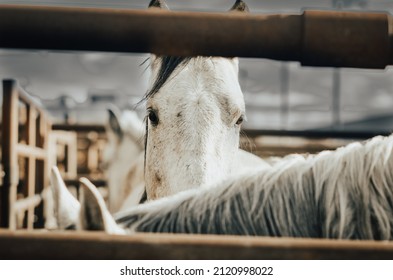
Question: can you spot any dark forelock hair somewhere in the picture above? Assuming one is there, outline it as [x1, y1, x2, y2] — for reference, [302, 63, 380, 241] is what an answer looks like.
[143, 56, 192, 101]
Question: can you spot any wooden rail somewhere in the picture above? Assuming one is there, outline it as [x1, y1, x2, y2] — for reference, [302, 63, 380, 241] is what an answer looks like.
[51, 123, 108, 202]
[1, 230, 393, 259]
[48, 130, 77, 181]
[13, 194, 41, 212]
[52, 124, 107, 179]
[0, 5, 391, 68]
[1, 79, 51, 229]
[16, 144, 47, 160]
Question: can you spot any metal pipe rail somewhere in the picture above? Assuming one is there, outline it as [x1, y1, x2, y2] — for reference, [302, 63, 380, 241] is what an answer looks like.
[0, 5, 392, 68]
[244, 129, 391, 139]
[53, 124, 390, 140]
[1, 230, 393, 259]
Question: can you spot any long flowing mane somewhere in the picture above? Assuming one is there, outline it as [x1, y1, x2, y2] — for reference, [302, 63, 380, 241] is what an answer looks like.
[116, 135, 393, 240]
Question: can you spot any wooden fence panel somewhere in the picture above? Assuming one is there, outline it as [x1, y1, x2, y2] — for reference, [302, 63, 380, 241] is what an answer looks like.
[0, 79, 51, 229]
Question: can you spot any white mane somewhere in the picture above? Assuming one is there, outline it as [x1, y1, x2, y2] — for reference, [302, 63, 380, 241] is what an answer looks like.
[114, 134, 393, 240]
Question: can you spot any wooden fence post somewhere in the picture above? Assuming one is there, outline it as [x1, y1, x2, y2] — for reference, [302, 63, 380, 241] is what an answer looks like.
[1, 80, 19, 229]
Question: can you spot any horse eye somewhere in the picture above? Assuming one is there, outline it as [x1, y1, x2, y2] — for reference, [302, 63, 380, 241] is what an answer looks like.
[235, 116, 244, 125]
[148, 110, 159, 126]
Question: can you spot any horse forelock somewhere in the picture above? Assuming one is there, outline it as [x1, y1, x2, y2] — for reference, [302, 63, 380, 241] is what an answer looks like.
[141, 56, 190, 169]
[143, 116, 148, 174]
[142, 56, 192, 102]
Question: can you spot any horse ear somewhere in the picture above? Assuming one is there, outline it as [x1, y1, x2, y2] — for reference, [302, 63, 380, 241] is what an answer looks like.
[148, 0, 169, 63]
[229, 0, 249, 12]
[148, 0, 169, 9]
[107, 106, 123, 140]
[79, 178, 125, 234]
[50, 166, 80, 229]
[228, 1, 247, 70]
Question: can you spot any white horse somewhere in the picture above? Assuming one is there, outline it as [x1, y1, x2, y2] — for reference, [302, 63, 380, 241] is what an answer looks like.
[142, 0, 268, 200]
[100, 0, 268, 211]
[48, 0, 393, 240]
[51, 133, 393, 240]
[102, 107, 145, 212]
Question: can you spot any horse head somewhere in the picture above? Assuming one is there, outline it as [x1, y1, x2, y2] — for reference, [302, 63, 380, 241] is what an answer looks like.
[143, 0, 252, 200]
[102, 105, 145, 212]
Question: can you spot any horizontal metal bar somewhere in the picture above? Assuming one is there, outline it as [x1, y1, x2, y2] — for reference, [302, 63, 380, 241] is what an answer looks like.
[52, 124, 106, 133]
[1, 230, 393, 259]
[52, 124, 389, 140]
[16, 144, 47, 159]
[49, 131, 76, 144]
[50, 115, 393, 144]
[0, 5, 391, 68]
[243, 129, 391, 139]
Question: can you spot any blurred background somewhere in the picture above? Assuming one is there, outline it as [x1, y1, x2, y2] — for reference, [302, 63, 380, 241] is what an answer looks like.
[0, 0, 393, 132]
